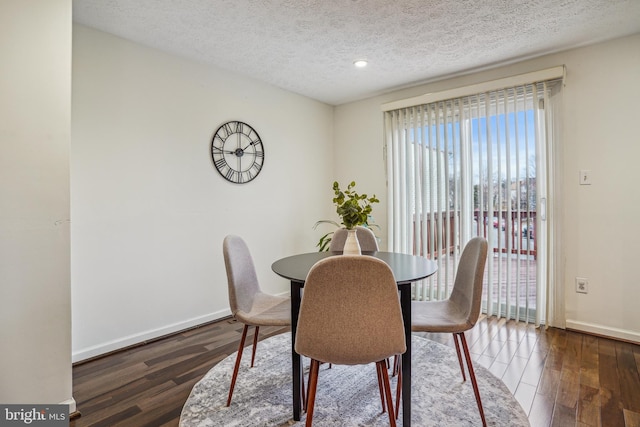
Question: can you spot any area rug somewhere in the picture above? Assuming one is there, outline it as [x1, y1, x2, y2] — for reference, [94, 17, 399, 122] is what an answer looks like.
[180, 333, 529, 426]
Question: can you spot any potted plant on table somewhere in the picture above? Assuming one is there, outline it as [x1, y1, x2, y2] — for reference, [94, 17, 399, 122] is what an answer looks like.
[314, 181, 379, 253]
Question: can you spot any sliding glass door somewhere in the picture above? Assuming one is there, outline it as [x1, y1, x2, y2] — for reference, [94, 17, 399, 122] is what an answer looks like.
[385, 79, 562, 325]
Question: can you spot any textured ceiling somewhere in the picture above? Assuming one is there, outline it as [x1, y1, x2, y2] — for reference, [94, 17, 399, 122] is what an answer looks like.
[73, 0, 640, 105]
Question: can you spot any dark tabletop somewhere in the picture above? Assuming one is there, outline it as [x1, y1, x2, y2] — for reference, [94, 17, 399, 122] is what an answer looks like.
[272, 251, 437, 285]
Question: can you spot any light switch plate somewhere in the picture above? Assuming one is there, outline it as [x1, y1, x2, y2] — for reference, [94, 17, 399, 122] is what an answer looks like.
[579, 170, 592, 185]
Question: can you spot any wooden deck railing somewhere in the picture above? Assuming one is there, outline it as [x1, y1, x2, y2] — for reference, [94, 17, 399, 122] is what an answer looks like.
[413, 210, 537, 259]
[412, 211, 457, 258]
[412, 210, 538, 319]
[474, 210, 537, 259]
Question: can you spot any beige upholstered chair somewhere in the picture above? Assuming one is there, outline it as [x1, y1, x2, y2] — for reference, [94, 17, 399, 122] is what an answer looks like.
[329, 226, 379, 252]
[295, 255, 406, 427]
[222, 235, 290, 406]
[411, 236, 488, 426]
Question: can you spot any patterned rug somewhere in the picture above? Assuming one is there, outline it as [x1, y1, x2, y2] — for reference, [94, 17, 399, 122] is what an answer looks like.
[180, 333, 529, 426]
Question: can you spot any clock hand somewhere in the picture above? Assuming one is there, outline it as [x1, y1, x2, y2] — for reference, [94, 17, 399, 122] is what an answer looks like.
[241, 140, 260, 150]
[219, 149, 242, 155]
[212, 146, 237, 155]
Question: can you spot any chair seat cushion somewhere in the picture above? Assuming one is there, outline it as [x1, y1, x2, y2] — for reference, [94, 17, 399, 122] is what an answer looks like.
[235, 292, 291, 326]
[411, 300, 472, 333]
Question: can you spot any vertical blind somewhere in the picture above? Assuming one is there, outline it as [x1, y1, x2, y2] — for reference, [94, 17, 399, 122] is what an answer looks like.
[384, 78, 562, 325]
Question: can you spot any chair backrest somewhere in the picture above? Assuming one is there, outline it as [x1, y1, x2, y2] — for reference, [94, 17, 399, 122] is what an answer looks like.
[295, 255, 406, 365]
[223, 235, 261, 317]
[449, 237, 488, 328]
[328, 226, 379, 252]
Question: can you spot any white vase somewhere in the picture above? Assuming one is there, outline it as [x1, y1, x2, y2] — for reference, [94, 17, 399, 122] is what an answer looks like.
[343, 228, 361, 255]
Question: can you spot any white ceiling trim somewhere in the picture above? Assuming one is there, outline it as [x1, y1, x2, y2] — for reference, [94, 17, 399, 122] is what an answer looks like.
[381, 66, 566, 111]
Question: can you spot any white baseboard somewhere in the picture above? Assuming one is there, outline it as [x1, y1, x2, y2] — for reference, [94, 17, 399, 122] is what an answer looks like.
[565, 319, 640, 344]
[60, 398, 76, 414]
[72, 309, 231, 363]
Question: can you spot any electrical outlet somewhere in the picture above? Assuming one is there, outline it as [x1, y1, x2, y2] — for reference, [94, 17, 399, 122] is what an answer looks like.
[576, 277, 588, 294]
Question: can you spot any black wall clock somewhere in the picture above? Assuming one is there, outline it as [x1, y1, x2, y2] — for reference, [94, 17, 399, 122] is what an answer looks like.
[211, 121, 264, 184]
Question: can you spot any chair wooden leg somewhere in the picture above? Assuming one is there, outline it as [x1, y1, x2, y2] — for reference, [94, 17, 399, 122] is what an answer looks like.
[376, 361, 387, 413]
[392, 354, 399, 377]
[226, 324, 249, 406]
[377, 360, 397, 427]
[305, 360, 320, 427]
[250, 326, 260, 367]
[394, 357, 402, 420]
[302, 365, 307, 412]
[458, 332, 487, 427]
[452, 333, 467, 381]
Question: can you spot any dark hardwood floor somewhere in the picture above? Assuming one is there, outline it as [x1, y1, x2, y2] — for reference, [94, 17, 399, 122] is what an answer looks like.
[70, 316, 640, 427]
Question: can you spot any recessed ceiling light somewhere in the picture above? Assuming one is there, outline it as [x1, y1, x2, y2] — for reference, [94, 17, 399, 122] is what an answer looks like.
[353, 59, 368, 68]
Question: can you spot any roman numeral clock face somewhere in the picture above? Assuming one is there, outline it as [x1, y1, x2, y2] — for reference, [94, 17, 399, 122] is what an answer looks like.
[211, 121, 264, 184]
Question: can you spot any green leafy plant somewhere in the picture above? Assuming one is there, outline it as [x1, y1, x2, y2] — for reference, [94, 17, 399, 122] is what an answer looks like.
[313, 181, 379, 251]
[332, 181, 379, 229]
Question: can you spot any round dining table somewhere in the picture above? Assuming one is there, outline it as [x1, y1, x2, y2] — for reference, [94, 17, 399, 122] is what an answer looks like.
[272, 251, 438, 427]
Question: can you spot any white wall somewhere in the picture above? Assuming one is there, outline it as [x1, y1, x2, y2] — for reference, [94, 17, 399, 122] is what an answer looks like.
[333, 34, 640, 343]
[71, 25, 334, 361]
[71, 24, 640, 360]
[0, 0, 74, 409]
